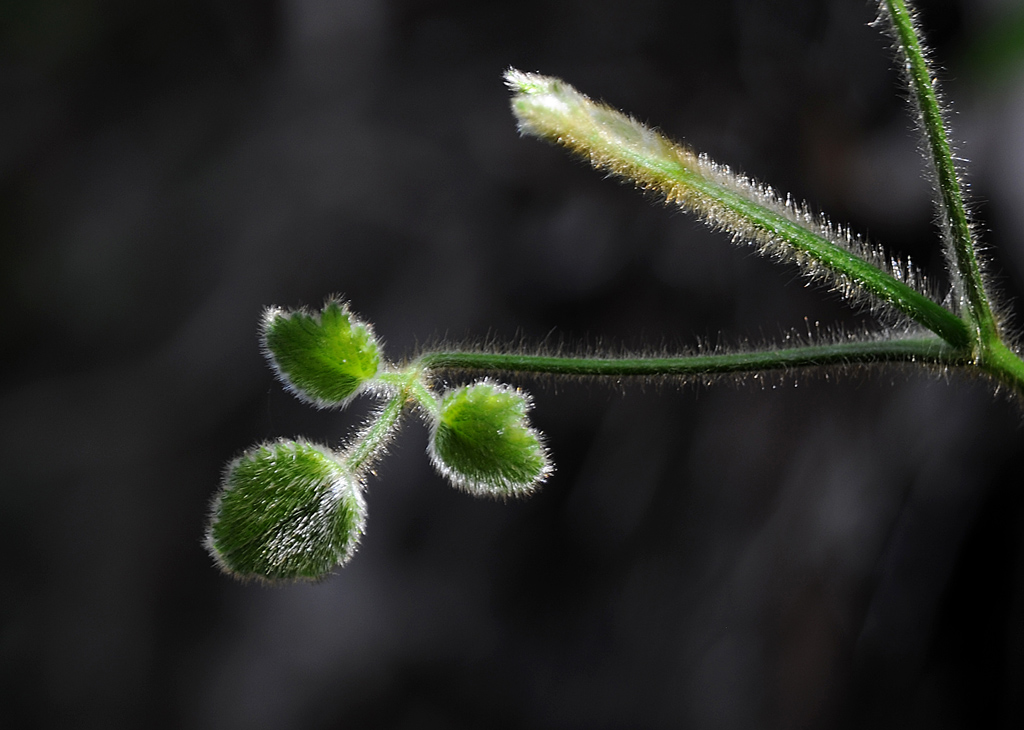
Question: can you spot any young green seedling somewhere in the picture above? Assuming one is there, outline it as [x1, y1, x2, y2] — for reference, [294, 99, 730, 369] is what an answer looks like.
[206, 297, 552, 581]
[206, 0, 1024, 583]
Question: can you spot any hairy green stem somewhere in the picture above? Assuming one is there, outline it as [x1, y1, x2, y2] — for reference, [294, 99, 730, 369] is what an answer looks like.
[980, 339, 1024, 393]
[882, 0, 997, 348]
[344, 389, 407, 473]
[419, 338, 965, 378]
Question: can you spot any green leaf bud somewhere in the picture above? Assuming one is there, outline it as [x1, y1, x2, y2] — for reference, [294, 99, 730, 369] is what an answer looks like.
[205, 439, 366, 582]
[428, 380, 551, 498]
[262, 298, 381, 408]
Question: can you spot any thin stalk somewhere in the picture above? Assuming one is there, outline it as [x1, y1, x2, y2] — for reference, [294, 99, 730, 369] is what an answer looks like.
[882, 0, 997, 348]
[345, 366, 443, 473]
[344, 390, 407, 473]
[419, 337, 965, 378]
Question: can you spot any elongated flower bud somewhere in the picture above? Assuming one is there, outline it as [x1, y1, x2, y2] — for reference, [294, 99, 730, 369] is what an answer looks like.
[505, 68, 840, 264]
[505, 69, 969, 346]
[428, 380, 551, 498]
[205, 439, 366, 582]
[262, 299, 381, 408]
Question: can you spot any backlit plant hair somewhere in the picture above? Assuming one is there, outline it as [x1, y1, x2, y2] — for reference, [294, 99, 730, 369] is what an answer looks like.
[206, 0, 1024, 583]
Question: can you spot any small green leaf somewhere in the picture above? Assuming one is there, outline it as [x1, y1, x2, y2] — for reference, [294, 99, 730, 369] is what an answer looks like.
[205, 439, 366, 582]
[429, 380, 551, 497]
[262, 299, 381, 407]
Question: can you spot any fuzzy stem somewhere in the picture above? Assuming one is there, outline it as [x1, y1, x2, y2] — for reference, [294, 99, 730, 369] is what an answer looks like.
[980, 339, 1024, 394]
[418, 337, 965, 379]
[345, 367, 442, 473]
[344, 390, 407, 474]
[882, 0, 997, 349]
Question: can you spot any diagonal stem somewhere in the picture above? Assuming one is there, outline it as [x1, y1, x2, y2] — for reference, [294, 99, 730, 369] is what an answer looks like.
[669, 163, 971, 348]
[343, 389, 407, 474]
[882, 0, 997, 349]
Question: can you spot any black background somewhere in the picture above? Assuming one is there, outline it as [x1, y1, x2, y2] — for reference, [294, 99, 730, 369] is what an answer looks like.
[3, 1, 1024, 728]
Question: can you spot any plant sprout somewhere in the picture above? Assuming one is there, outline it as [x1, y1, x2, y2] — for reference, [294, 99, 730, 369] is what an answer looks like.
[205, 0, 1024, 583]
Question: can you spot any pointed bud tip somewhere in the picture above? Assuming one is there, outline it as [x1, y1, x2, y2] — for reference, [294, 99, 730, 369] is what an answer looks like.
[504, 68, 552, 95]
[504, 68, 576, 112]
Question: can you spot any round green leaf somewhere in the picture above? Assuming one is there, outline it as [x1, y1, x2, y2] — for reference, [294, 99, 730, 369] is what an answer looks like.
[205, 439, 366, 582]
[429, 380, 551, 497]
[262, 299, 381, 407]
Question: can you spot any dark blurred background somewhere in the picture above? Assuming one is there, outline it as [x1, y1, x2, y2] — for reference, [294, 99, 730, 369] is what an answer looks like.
[3, 0, 1024, 727]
